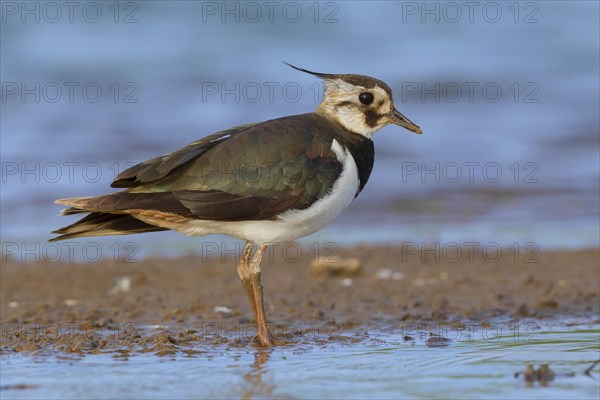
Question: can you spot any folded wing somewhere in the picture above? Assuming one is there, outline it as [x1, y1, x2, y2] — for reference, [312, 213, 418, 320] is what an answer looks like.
[53, 114, 344, 240]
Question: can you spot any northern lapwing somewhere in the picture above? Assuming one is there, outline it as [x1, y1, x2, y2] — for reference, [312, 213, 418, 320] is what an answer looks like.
[51, 63, 422, 347]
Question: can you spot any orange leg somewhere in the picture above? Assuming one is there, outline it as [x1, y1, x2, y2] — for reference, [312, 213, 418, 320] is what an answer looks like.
[237, 242, 257, 317]
[248, 244, 274, 347]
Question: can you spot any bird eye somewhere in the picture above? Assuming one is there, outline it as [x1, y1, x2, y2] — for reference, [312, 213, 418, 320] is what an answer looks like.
[359, 92, 374, 105]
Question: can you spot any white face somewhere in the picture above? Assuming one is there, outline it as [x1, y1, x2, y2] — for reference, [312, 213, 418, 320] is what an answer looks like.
[316, 79, 395, 138]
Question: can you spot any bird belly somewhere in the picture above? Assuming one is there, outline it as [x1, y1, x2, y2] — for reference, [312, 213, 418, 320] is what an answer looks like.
[180, 140, 360, 243]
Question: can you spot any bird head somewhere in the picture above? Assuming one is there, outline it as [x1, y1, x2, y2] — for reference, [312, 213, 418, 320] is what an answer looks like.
[284, 62, 422, 138]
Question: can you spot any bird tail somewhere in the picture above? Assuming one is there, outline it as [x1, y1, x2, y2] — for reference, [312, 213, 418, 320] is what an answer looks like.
[50, 196, 168, 242]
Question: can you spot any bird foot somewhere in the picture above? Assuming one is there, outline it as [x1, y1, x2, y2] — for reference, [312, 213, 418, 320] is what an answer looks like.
[253, 329, 275, 347]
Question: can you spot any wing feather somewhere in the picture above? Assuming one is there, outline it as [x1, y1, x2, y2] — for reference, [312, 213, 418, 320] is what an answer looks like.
[78, 114, 345, 221]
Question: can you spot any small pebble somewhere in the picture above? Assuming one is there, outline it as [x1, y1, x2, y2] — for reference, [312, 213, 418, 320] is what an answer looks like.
[426, 334, 451, 348]
[107, 276, 132, 295]
[413, 279, 426, 287]
[391, 272, 404, 281]
[310, 256, 362, 276]
[213, 306, 232, 314]
[340, 278, 353, 287]
[413, 278, 438, 287]
[375, 269, 405, 280]
[537, 364, 556, 382]
[64, 299, 78, 307]
[376, 269, 392, 280]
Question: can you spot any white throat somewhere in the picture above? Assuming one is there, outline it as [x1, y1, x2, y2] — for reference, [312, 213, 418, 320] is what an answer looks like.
[317, 107, 377, 138]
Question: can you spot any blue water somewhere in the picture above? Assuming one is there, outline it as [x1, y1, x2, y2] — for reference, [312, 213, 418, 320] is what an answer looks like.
[1, 1, 599, 254]
[1, 323, 599, 399]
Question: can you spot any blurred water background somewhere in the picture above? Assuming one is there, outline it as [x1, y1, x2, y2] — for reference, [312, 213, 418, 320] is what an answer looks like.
[1, 0, 599, 258]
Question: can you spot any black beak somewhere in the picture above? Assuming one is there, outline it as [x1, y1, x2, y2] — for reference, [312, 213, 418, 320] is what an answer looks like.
[389, 108, 422, 134]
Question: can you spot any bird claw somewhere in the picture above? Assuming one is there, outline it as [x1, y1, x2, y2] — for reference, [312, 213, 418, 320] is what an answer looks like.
[253, 330, 275, 347]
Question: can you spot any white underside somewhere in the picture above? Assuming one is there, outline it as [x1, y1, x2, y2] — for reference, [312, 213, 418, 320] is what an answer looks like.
[177, 139, 360, 243]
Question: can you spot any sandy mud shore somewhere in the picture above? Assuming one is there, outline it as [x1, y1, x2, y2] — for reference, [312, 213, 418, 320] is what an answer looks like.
[1, 245, 598, 355]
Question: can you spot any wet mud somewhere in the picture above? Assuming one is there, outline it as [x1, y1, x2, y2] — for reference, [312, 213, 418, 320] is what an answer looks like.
[1, 246, 598, 355]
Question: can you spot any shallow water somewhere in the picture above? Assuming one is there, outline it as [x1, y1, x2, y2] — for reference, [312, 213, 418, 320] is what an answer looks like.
[2, 322, 598, 399]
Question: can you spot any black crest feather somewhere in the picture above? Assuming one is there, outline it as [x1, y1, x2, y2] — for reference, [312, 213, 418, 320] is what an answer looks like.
[282, 61, 393, 95]
[282, 61, 337, 79]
